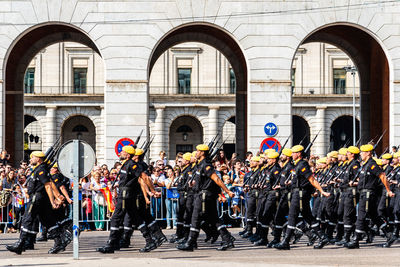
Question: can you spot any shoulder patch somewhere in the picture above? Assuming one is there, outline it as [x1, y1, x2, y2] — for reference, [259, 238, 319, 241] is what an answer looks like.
[274, 171, 279, 175]
[132, 165, 137, 170]
[39, 171, 44, 175]
[301, 167, 306, 172]
[353, 165, 358, 169]
[371, 165, 375, 170]
[206, 166, 211, 171]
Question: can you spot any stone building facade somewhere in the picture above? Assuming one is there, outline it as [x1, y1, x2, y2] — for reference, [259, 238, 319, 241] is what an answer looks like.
[0, 1, 398, 165]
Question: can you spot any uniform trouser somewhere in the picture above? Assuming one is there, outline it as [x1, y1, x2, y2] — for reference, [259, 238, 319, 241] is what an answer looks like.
[258, 191, 279, 239]
[273, 191, 288, 240]
[343, 189, 358, 232]
[336, 192, 345, 224]
[245, 193, 257, 230]
[175, 193, 186, 237]
[189, 192, 230, 242]
[312, 195, 322, 220]
[109, 196, 144, 242]
[21, 193, 59, 235]
[287, 190, 319, 232]
[355, 191, 386, 233]
[377, 190, 393, 224]
[183, 192, 195, 232]
[392, 189, 400, 228]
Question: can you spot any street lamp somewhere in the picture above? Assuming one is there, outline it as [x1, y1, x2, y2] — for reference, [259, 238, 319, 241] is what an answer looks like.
[343, 66, 357, 146]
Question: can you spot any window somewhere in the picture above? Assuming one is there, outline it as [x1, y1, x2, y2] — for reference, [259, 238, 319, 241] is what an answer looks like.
[229, 68, 236, 94]
[24, 68, 35, 93]
[176, 144, 193, 154]
[291, 68, 296, 94]
[73, 68, 87, 94]
[177, 68, 191, 94]
[333, 68, 346, 94]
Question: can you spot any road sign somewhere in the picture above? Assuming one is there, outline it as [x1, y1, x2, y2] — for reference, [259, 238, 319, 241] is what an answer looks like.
[114, 138, 135, 156]
[260, 137, 282, 153]
[264, 122, 278, 137]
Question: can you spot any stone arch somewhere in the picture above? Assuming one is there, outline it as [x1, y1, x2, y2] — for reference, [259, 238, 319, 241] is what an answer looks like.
[292, 22, 391, 154]
[330, 115, 360, 151]
[61, 114, 96, 150]
[292, 115, 311, 148]
[168, 115, 203, 158]
[3, 22, 103, 163]
[147, 22, 248, 157]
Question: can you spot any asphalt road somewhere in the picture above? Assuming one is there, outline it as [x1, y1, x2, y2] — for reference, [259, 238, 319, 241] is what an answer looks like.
[0, 228, 399, 266]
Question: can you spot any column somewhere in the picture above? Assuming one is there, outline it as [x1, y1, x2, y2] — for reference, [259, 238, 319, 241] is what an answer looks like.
[152, 105, 165, 160]
[45, 105, 57, 152]
[314, 106, 327, 156]
[105, 81, 148, 165]
[97, 106, 105, 163]
[208, 105, 219, 142]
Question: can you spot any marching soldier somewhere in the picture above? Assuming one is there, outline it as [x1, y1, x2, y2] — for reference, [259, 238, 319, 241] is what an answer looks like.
[275, 145, 330, 250]
[177, 144, 235, 251]
[6, 151, 66, 254]
[270, 148, 294, 247]
[391, 152, 400, 240]
[346, 144, 396, 249]
[377, 153, 394, 226]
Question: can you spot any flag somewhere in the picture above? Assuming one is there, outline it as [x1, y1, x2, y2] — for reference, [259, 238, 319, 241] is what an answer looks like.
[100, 187, 115, 213]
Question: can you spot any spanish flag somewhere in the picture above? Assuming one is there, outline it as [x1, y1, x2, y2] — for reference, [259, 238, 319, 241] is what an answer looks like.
[100, 187, 115, 213]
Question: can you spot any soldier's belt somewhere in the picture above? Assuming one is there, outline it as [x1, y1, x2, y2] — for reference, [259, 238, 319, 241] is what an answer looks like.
[360, 189, 373, 194]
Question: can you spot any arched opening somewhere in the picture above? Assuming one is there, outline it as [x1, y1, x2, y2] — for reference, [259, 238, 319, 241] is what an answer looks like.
[4, 23, 101, 163]
[294, 24, 389, 154]
[222, 116, 236, 159]
[148, 23, 247, 158]
[292, 115, 310, 149]
[330, 116, 360, 151]
[61, 115, 96, 150]
[23, 115, 42, 160]
[169, 116, 203, 157]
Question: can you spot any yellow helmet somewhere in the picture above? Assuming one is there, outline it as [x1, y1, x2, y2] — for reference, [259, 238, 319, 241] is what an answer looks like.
[338, 148, 348, 155]
[30, 151, 45, 158]
[267, 151, 279, 159]
[122, 145, 135, 155]
[196, 144, 209, 151]
[347, 146, 360, 154]
[360, 144, 374, 152]
[182, 152, 192, 161]
[381, 153, 392, 160]
[291, 145, 304, 153]
[282, 148, 292, 157]
[135, 148, 144, 156]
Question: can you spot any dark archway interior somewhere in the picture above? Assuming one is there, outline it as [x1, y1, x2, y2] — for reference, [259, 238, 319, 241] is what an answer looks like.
[61, 115, 96, 150]
[169, 116, 203, 156]
[302, 25, 389, 154]
[148, 24, 247, 158]
[5, 23, 100, 163]
[292, 115, 310, 148]
[330, 116, 360, 151]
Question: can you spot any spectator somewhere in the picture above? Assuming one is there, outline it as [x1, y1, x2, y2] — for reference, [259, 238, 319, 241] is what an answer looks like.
[1, 169, 16, 191]
[159, 151, 167, 165]
[217, 150, 229, 166]
[90, 171, 107, 231]
[80, 176, 93, 231]
[164, 167, 177, 229]
[11, 184, 26, 232]
[151, 167, 166, 187]
[0, 150, 10, 166]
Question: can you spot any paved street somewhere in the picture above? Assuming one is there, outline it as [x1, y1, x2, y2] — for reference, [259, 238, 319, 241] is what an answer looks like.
[0, 228, 399, 267]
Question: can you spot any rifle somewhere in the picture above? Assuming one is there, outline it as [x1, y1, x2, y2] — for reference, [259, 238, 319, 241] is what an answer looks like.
[209, 134, 231, 160]
[142, 135, 155, 156]
[134, 129, 144, 148]
[44, 136, 61, 164]
[278, 134, 292, 156]
[379, 146, 389, 158]
[373, 129, 386, 150]
[299, 133, 308, 146]
[207, 133, 220, 153]
[355, 137, 362, 147]
[304, 128, 322, 155]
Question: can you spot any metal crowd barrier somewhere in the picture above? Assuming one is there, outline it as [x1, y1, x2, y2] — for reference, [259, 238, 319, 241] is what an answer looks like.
[0, 187, 246, 233]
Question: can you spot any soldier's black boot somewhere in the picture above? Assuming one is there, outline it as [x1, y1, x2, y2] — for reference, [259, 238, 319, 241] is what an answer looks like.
[394, 224, 400, 240]
[254, 227, 268, 246]
[23, 233, 35, 250]
[241, 220, 255, 238]
[149, 221, 167, 247]
[120, 229, 133, 248]
[275, 228, 293, 250]
[217, 228, 234, 251]
[336, 229, 352, 246]
[177, 225, 190, 244]
[302, 228, 317, 246]
[248, 223, 261, 242]
[201, 221, 213, 242]
[36, 226, 48, 242]
[48, 229, 66, 254]
[177, 231, 198, 251]
[97, 228, 121, 253]
[313, 230, 330, 249]
[332, 223, 344, 244]
[268, 227, 282, 248]
[209, 225, 220, 244]
[346, 232, 362, 249]
[325, 223, 336, 244]
[170, 223, 183, 243]
[382, 225, 397, 248]
[139, 225, 157, 253]
[6, 232, 28, 255]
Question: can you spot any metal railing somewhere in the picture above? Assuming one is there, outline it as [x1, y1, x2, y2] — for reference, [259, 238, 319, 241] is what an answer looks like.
[0, 187, 245, 232]
[150, 86, 236, 95]
[292, 86, 360, 96]
[24, 86, 104, 95]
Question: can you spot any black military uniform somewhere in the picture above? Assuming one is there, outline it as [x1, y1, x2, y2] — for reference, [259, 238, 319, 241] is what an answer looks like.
[178, 157, 234, 251]
[377, 163, 393, 222]
[391, 164, 400, 239]
[6, 162, 64, 254]
[240, 167, 260, 238]
[334, 160, 349, 243]
[346, 156, 396, 248]
[275, 157, 328, 250]
[254, 162, 281, 246]
[97, 157, 150, 253]
[271, 160, 294, 246]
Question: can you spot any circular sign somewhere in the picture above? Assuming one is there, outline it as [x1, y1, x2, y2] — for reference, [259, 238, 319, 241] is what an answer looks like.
[264, 122, 278, 137]
[114, 138, 135, 156]
[57, 140, 96, 179]
[260, 137, 282, 153]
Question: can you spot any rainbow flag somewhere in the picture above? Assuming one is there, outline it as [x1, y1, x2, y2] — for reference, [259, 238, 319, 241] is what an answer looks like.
[100, 187, 115, 213]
